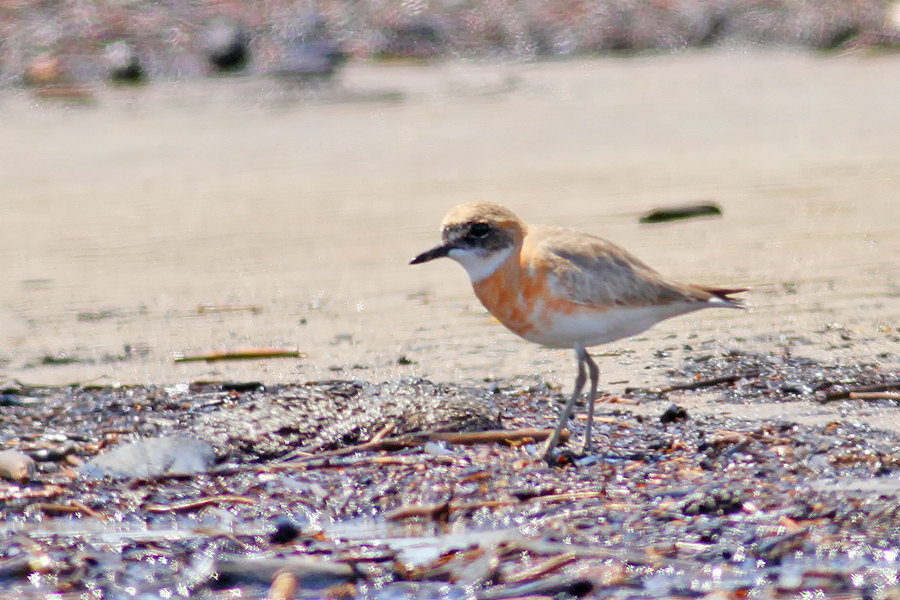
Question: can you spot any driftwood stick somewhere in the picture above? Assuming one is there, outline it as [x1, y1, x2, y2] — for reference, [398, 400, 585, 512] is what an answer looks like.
[278, 423, 398, 464]
[508, 539, 699, 569]
[626, 372, 757, 395]
[425, 428, 566, 445]
[34, 500, 106, 520]
[385, 491, 603, 522]
[820, 381, 900, 402]
[276, 426, 565, 468]
[502, 552, 577, 584]
[849, 391, 900, 401]
[197, 304, 263, 315]
[264, 453, 457, 473]
[145, 494, 256, 513]
[524, 491, 603, 503]
[173, 348, 306, 363]
[385, 499, 519, 521]
[475, 574, 594, 600]
[385, 500, 454, 522]
[0, 484, 65, 502]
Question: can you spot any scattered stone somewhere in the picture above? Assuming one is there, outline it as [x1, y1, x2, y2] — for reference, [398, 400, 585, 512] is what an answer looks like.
[80, 435, 215, 480]
[204, 19, 251, 73]
[0, 450, 36, 482]
[104, 41, 145, 84]
[660, 404, 689, 423]
[28, 442, 77, 462]
[269, 517, 302, 545]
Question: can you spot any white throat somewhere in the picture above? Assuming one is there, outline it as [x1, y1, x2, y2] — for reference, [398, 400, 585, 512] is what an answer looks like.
[448, 246, 513, 283]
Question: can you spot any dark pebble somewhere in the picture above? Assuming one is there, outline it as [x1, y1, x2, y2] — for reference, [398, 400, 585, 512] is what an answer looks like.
[269, 516, 302, 545]
[660, 404, 689, 423]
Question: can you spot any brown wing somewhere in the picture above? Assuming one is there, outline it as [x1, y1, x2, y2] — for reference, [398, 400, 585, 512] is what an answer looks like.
[529, 225, 744, 309]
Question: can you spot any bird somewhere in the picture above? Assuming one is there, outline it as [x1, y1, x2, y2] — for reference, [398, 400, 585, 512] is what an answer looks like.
[410, 202, 746, 461]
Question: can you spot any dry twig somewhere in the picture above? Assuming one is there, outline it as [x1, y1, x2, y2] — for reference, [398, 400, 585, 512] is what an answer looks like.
[626, 372, 757, 395]
[820, 380, 900, 402]
[275, 426, 564, 468]
[145, 494, 256, 513]
[502, 552, 577, 584]
[849, 391, 900, 401]
[197, 304, 263, 315]
[173, 348, 306, 363]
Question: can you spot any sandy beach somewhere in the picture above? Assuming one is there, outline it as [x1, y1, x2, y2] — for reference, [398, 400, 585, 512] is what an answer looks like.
[2, 49, 898, 394]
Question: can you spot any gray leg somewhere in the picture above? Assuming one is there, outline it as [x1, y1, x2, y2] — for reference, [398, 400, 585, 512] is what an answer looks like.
[542, 345, 588, 461]
[581, 351, 600, 454]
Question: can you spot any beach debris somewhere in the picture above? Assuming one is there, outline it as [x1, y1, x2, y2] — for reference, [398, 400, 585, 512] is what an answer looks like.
[0, 351, 898, 597]
[198, 379, 500, 458]
[76, 308, 122, 322]
[39, 353, 83, 366]
[32, 84, 95, 103]
[173, 348, 306, 362]
[818, 380, 900, 402]
[34, 500, 106, 519]
[386, 500, 453, 523]
[269, 516, 303, 545]
[268, 571, 299, 600]
[384, 490, 603, 522]
[103, 41, 145, 84]
[626, 371, 757, 394]
[23, 53, 63, 85]
[273, 426, 566, 467]
[27, 441, 77, 462]
[145, 494, 255, 513]
[0, 449, 36, 482]
[196, 303, 263, 315]
[0, 392, 39, 407]
[21, 54, 94, 104]
[850, 391, 900, 401]
[270, 14, 345, 81]
[375, 19, 444, 60]
[80, 435, 215, 480]
[209, 556, 358, 589]
[0, 379, 25, 394]
[477, 574, 594, 599]
[639, 202, 723, 224]
[500, 551, 576, 583]
[660, 404, 688, 423]
[203, 19, 251, 73]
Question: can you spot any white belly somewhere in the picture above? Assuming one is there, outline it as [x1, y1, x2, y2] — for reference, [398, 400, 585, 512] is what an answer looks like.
[520, 303, 707, 349]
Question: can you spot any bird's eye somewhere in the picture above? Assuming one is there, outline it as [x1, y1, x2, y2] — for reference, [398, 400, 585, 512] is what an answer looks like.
[469, 223, 492, 238]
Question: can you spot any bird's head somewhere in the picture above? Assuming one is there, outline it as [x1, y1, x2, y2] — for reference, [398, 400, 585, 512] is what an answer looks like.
[411, 202, 525, 282]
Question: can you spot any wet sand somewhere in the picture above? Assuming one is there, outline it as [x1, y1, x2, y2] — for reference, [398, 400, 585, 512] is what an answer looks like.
[2, 50, 898, 407]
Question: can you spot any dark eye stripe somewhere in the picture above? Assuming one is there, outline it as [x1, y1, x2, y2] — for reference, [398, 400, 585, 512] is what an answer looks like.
[469, 223, 491, 237]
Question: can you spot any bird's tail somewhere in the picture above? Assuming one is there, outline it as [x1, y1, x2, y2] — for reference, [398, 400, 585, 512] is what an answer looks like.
[702, 286, 748, 308]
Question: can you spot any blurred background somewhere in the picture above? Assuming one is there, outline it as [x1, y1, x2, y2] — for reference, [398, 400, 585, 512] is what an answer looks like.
[3, 0, 900, 85]
[1, 0, 899, 389]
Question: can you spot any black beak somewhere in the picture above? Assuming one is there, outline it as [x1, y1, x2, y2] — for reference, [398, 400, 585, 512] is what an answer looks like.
[410, 243, 452, 265]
